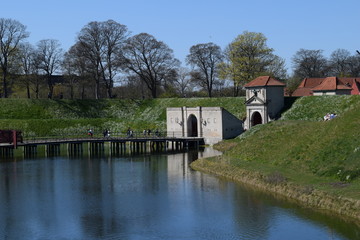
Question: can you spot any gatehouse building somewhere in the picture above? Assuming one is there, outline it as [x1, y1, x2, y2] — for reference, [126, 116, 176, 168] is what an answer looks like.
[166, 106, 243, 145]
[244, 76, 285, 129]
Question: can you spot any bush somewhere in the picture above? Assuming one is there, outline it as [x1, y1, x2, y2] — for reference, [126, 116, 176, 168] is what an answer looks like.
[265, 171, 287, 184]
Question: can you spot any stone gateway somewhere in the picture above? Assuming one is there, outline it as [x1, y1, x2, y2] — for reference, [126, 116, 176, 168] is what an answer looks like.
[244, 76, 285, 130]
[166, 106, 243, 145]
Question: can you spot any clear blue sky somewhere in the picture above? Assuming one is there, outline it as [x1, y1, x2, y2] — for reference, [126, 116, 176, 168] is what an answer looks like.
[3, 0, 360, 74]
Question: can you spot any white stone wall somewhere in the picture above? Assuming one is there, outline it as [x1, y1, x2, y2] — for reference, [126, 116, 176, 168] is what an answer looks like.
[199, 107, 223, 139]
[167, 107, 184, 137]
[166, 107, 243, 145]
[245, 105, 267, 130]
[222, 109, 243, 139]
[313, 90, 350, 96]
[246, 87, 265, 102]
[265, 86, 284, 119]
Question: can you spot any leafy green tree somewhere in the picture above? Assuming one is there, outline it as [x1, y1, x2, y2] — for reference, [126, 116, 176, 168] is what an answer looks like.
[219, 31, 279, 96]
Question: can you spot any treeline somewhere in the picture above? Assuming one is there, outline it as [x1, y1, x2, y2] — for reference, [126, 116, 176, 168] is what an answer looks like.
[0, 18, 359, 99]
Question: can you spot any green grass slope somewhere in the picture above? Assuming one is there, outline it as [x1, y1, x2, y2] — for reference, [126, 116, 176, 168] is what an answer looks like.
[0, 97, 245, 137]
[282, 95, 359, 121]
[214, 95, 360, 199]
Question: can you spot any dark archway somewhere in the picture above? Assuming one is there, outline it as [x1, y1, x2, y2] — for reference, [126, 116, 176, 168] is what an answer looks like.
[251, 112, 262, 127]
[187, 114, 198, 137]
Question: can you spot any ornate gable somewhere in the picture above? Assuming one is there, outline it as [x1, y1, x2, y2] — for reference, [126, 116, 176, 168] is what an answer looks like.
[245, 95, 266, 105]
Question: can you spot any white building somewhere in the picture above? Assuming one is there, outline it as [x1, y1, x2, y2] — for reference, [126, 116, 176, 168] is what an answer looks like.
[244, 76, 285, 129]
[166, 106, 243, 145]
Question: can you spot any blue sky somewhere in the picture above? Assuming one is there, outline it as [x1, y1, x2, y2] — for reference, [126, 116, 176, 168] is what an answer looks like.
[3, 0, 360, 74]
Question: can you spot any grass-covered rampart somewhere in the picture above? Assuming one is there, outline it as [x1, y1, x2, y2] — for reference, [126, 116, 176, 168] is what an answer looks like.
[0, 97, 245, 137]
[192, 95, 360, 220]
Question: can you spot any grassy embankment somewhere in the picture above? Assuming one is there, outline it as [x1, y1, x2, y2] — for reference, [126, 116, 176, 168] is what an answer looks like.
[0, 97, 245, 138]
[191, 95, 360, 221]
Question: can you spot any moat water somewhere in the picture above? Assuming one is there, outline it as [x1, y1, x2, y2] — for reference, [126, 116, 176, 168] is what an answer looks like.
[0, 148, 359, 239]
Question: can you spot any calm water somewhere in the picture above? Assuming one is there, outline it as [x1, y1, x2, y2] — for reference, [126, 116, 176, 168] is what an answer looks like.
[0, 148, 359, 240]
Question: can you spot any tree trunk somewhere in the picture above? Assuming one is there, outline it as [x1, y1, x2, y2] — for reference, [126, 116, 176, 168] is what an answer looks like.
[70, 85, 74, 99]
[35, 85, 39, 99]
[26, 83, 31, 99]
[107, 87, 112, 98]
[95, 80, 100, 99]
[47, 76, 54, 99]
[2, 71, 8, 98]
[81, 85, 85, 99]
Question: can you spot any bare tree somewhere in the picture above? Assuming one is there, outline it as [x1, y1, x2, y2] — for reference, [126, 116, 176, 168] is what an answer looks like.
[329, 49, 351, 77]
[186, 42, 223, 98]
[77, 22, 103, 99]
[35, 39, 63, 98]
[347, 55, 360, 77]
[63, 42, 91, 99]
[292, 49, 329, 79]
[101, 20, 129, 98]
[76, 20, 129, 99]
[63, 51, 79, 99]
[266, 54, 288, 80]
[175, 67, 193, 97]
[0, 18, 29, 97]
[63, 42, 94, 99]
[18, 42, 36, 98]
[122, 33, 180, 98]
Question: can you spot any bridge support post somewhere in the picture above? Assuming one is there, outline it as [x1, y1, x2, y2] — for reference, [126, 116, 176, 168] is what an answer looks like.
[24, 145, 37, 157]
[46, 144, 61, 157]
[0, 147, 13, 158]
[89, 142, 104, 156]
[67, 143, 83, 156]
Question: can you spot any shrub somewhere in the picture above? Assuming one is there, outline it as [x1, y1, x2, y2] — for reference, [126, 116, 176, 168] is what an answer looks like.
[265, 171, 287, 185]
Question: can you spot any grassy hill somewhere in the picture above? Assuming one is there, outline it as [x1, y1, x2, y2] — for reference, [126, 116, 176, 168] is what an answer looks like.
[200, 95, 360, 200]
[0, 97, 246, 137]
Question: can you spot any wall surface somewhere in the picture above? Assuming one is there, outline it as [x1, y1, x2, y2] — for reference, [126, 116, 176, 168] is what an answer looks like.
[222, 109, 243, 139]
[266, 86, 284, 119]
[167, 107, 243, 145]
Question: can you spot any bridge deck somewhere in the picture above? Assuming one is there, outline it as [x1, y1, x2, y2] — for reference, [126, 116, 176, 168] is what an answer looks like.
[0, 136, 204, 148]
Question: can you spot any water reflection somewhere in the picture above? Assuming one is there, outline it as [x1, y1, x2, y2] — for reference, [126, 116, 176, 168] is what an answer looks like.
[0, 148, 359, 239]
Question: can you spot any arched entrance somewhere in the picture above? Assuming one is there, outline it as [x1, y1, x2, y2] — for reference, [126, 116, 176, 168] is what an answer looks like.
[251, 111, 262, 127]
[187, 114, 198, 137]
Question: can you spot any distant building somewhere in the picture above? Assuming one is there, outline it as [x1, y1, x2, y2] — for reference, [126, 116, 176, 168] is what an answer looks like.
[166, 107, 243, 145]
[292, 77, 360, 96]
[244, 76, 285, 129]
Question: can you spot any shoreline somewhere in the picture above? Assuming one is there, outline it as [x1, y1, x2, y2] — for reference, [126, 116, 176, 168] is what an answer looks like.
[190, 158, 360, 224]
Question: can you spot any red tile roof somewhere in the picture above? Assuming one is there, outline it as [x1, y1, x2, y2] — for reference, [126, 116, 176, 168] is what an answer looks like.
[244, 76, 285, 87]
[351, 81, 360, 95]
[298, 78, 324, 88]
[339, 78, 360, 95]
[311, 77, 352, 91]
[292, 77, 358, 96]
[292, 87, 313, 96]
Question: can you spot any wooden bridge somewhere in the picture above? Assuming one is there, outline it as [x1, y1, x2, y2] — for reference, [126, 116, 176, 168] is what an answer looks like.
[0, 135, 205, 158]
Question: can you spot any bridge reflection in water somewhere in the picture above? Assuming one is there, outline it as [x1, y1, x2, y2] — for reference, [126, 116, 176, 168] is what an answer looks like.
[0, 136, 205, 158]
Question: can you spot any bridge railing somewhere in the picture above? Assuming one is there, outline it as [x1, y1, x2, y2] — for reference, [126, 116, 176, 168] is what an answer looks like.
[23, 131, 203, 143]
